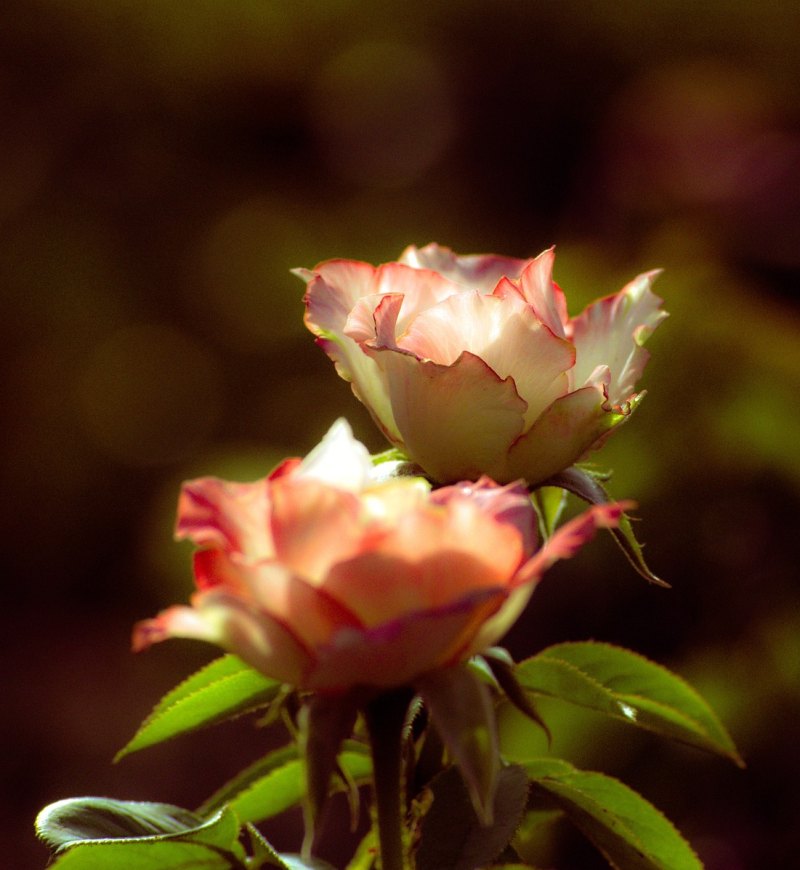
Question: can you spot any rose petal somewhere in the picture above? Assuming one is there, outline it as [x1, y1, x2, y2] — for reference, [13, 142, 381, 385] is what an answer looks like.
[514, 501, 629, 586]
[132, 591, 313, 686]
[465, 501, 627, 654]
[321, 501, 524, 625]
[515, 248, 569, 339]
[399, 242, 530, 293]
[506, 371, 628, 485]
[294, 418, 374, 492]
[570, 270, 667, 406]
[432, 477, 538, 555]
[306, 588, 507, 691]
[302, 260, 401, 443]
[268, 477, 365, 580]
[367, 346, 527, 483]
[176, 477, 272, 560]
[390, 291, 573, 430]
[193, 549, 363, 647]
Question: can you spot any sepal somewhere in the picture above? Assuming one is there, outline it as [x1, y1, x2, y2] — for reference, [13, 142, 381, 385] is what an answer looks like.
[541, 465, 669, 586]
[415, 663, 500, 824]
[298, 690, 362, 851]
[481, 648, 551, 744]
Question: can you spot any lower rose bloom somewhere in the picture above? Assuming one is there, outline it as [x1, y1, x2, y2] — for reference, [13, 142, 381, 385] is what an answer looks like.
[297, 243, 667, 485]
[134, 420, 624, 691]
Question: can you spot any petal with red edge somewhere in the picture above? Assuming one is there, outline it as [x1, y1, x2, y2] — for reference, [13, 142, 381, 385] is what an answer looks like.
[298, 259, 376, 335]
[394, 291, 574, 428]
[193, 549, 363, 648]
[570, 270, 667, 406]
[432, 477, 538, 555]
[322, 506, 522, 626]
[399, 242, 530, 293]
[307, 588, 507, 691]
[506, 376, 628, 485]
[369, 348, 526, 483]
[467, 502, 628, 653]
[514, 502, 629, 587]
[515, 248, 569, 339]
[302, 261, 401, 443]
[133, 591, 314, 686]
[176, 477, 272, 560]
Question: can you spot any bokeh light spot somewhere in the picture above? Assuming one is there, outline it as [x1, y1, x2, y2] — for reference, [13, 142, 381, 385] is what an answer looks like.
[309, 40, 456, 187]
[75, 323, 223, 466]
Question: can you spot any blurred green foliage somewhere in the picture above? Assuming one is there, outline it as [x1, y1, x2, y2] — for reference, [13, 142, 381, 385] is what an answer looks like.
[2, 1, 799, 867]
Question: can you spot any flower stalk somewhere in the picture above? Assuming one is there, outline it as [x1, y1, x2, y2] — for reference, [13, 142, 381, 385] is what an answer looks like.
[365, 689, 414, 870]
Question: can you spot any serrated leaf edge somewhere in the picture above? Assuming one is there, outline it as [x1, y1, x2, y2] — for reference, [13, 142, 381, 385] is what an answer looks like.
[536, 641, 742, 764]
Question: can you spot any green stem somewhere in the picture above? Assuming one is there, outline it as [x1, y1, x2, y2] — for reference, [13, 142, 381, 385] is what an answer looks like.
[365, 689, 414, 870]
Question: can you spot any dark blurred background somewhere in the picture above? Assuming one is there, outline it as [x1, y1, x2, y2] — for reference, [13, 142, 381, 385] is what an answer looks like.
[3, 1, 799, 867]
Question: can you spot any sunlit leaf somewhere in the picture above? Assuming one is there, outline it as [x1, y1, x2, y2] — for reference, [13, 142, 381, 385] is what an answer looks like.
[515, 642, 743, 765]
[200, 742, 372, 825]
[117, 654, 281, 760]
[524, 758, 702, 870]
[46, 840, 235, 869]
[36, 798, 244, 868]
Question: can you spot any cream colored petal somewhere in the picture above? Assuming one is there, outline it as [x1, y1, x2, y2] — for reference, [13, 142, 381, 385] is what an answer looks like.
[368, 348, 526, 483]
[395, 291, 573, 429]
[570, 270, 667, 406]
[399, 242, 530, 293]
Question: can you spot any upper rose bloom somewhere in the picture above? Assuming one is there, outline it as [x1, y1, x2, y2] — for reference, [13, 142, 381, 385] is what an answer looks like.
[134, 420, 623, 692]
[297, 244, 667, 485]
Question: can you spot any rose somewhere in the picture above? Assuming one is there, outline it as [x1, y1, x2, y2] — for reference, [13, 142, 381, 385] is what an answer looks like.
[297, 243, 666, 485]
[134, 420, 623, 691]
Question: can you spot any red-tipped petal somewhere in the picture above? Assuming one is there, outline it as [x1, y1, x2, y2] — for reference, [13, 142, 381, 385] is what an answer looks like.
[176, 477, 272, 559]
[570, 270, 667, 406]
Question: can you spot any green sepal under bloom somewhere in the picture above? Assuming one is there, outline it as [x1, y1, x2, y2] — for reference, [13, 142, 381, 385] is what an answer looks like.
[298, 690, 362, 853]
[481, 647, 551, 744]
[415, 662, 500, 825]
[540, 464, 669, 587]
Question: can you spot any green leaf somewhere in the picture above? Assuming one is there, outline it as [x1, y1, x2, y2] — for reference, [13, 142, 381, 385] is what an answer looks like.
[36, 799, 244, 868]
[515, 641, 743, 765]
[117, 655, 281, 760]
[542, 466, 669, 587]
[200, 742, 372, 824]
[46, 840, 237, 869]
[416, 663, 500, 825]
[243, 826, 338, 870]
[524, 758, 702, 870]
[346, 827, 378, 870]
[415, 765, 529, 870]
[531, 486, 567, 539]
